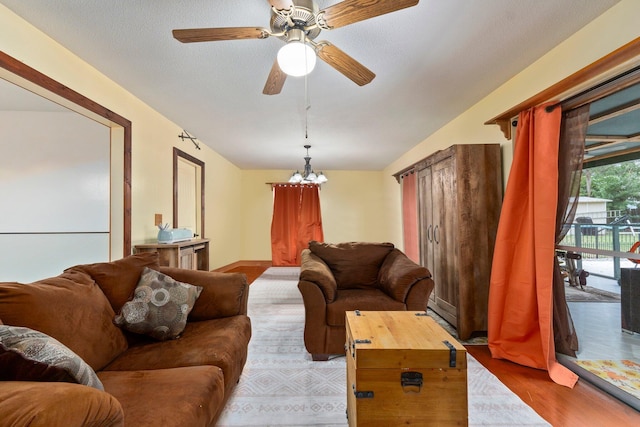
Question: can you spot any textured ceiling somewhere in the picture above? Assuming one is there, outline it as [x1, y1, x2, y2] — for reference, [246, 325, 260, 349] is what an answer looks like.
[0, 0, 621, 171]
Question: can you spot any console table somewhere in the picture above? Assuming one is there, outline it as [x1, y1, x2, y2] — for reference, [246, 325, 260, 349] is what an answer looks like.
[134, 238, 210, 271]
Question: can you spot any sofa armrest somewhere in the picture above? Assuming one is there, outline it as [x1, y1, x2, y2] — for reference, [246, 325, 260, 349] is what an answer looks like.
[156, 267, 249, 320]
[378, 249, 433, 303]
[298, 280, 331, 356]
[299, 249, 337, 303]
[0, 381, 124, 427]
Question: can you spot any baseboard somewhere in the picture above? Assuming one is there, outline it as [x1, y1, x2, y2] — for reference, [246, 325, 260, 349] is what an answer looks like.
[213, 260, 272, 272]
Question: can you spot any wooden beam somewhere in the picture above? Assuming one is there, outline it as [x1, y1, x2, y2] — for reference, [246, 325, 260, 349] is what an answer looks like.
[486, 37, 640, 139]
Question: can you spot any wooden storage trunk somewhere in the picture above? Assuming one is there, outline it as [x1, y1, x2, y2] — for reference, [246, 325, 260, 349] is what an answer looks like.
[345, 311, 468, 426]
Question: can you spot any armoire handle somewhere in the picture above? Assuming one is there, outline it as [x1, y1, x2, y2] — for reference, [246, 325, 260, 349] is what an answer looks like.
[427, 225, 433, 242]
[434, 225, 440, 244]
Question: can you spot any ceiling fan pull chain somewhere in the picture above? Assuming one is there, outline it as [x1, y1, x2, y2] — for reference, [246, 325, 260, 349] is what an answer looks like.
[304, 31, 311, 140]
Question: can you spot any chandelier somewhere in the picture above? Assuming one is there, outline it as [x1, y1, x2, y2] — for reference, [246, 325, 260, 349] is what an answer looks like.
[289, 144, 327, 184]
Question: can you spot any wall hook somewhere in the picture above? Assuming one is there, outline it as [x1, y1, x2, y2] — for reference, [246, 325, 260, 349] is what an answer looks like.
[178, 130, 201, 150]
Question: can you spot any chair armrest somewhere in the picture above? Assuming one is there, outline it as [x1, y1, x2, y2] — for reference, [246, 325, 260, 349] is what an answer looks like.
[378, 249, 432, 303]
[299, 249, 337, 302]
[405, 278, 435, 311]
[156, 267, 249, 319]
[0, 381, 124, 427]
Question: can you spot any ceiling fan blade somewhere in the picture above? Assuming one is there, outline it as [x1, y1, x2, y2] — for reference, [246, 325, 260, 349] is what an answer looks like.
[319, 0, 419, 29]
[316, 42, 375, 86]
[263, 59, 287, 95]
[172, 27, 268, 43]
[268, 0, 294, 12]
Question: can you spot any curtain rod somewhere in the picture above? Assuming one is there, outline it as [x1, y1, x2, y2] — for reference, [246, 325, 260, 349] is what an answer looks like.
[265, 182, 322, 189]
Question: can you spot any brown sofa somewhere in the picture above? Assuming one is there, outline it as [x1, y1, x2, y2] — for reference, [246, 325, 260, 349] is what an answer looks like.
[298, 241, 435, 360]
[0, 252, 251, 426]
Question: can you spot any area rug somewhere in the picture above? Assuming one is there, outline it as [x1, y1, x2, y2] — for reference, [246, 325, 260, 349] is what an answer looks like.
[217, 267, 549, 426]
[574, 359, 640, 401]
[428, 308, 488, 345]
[564, 285, 621, 302]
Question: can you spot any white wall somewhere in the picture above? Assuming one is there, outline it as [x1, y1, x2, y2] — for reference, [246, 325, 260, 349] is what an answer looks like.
[0, 111, 110, 281]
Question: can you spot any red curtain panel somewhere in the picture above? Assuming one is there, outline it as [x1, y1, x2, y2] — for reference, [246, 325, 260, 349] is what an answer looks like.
[401, 172, 419, 263]
[271, 184, 324, 266]
[487, 103, 578, 388]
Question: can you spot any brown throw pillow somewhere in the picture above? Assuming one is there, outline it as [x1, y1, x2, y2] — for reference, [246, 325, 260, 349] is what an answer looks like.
[0, 325, 104, 390]
[308, 241, 394, 289]
[114, 267, 202, 341]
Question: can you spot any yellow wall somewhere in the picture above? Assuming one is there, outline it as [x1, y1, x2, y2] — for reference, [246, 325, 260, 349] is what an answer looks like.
[0, 4, 245, 269]
[240, 170, 397, 261]
[3, 1, 640, 268]
[0, 4, 398, 268]
[383, 0, 640, 250]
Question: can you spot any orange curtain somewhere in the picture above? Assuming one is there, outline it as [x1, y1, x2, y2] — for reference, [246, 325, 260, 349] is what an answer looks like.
[271, 184, 324, 266]
[402, 172, 419, 263]
[487, 103, 578, 388]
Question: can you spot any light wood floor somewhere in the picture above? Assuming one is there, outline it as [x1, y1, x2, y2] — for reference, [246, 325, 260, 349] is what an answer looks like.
[216, 262, 640, 426]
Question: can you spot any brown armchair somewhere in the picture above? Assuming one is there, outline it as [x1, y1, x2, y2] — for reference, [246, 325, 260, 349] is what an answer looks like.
[297, 241, 435, 361]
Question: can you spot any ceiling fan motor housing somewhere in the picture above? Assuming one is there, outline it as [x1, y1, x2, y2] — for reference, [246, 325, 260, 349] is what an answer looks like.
[270, 0, 321, 41]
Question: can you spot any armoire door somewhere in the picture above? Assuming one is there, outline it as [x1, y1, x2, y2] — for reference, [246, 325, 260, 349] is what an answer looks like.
[431, 155, 458, 324]
[418, 166, 435, 304]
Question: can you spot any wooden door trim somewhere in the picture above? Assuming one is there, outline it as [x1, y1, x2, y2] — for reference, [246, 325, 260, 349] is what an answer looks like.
[485, 37, 640, 139]
[173, 147, 205, 238]
[0, 50, 132, 256]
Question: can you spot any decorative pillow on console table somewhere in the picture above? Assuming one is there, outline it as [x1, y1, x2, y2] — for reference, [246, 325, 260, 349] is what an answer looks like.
[114, 267, 202, 341]
[0, 325, 104, 390]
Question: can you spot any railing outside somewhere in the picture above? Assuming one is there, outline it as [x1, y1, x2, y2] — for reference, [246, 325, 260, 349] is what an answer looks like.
[559, 223, 640, 280]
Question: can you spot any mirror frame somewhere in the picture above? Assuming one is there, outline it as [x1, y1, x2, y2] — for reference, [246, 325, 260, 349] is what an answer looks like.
[0, 50, 132, 255]
[173, 147, 205, 238]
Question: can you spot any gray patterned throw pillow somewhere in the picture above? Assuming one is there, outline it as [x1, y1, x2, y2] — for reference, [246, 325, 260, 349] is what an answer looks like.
[114, 267, 202, 341]
[0, 325, 104, 390]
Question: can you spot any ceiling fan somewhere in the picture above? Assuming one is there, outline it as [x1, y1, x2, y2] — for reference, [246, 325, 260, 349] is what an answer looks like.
[172, 0, 419, 95]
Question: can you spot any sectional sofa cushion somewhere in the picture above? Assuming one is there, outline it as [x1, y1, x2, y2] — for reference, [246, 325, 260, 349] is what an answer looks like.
[157, 267, 250, 320]
[98, 366, 223, 427]
[0, 381, 124, 427]
[0, 270, 128, 371]
[114, 267, 202, 341]
[0, 325, 104, 390]
[104, 315, 251, 397]
[66, 252, 160, 314]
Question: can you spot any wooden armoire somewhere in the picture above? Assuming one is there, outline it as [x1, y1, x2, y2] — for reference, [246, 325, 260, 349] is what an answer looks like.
[413, 144, 502, 340]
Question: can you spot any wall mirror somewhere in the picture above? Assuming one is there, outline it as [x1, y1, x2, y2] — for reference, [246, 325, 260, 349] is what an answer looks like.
[173, 147, 205, 238]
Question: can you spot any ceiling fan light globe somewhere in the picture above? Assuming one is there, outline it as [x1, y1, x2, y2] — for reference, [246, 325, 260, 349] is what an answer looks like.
[277, 42, 316, 77]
